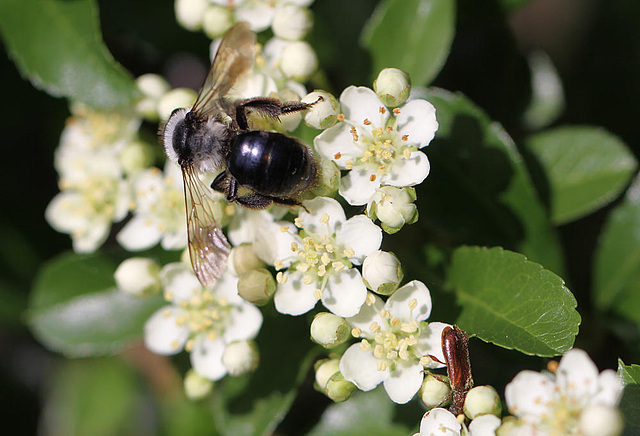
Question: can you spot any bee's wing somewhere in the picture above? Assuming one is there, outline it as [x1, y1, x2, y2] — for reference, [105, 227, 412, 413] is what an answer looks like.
[182, 164, 231, 288]
[191, 22, 256, 117]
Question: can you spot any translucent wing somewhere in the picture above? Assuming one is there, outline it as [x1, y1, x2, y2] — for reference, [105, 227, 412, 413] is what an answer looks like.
[182, 164, 231, 288]
[191, 22, 256, 117]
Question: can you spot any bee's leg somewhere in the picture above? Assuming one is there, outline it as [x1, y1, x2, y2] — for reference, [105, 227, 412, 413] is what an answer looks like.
[211, 171, 231, 195]
[234, 193, 273, 209]
[236, 97, 321, 129]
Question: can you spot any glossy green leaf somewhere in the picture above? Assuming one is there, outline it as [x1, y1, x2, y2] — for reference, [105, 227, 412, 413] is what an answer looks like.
[618, 360, 640, 436]
[593, 176, 640, 315]
[525, 126, 637, 224]
[43, 358, 142, 436]
[211, 312, 319, 436]
[0, 0, 138, 108]
[447, 246, 579, 356]
[308, 387, 414, 436]
[415, 88, 565, 275]
[361, 0, 455, 86]
[28, 252, 164, 357]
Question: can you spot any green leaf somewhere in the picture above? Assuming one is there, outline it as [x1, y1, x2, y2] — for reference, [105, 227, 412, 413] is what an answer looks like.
[525, 126, 637, 224]
[415, 88, 565, 275]
[308, 387, 414, 436]
[211, 312, 319, 436]
[0, 0, 138, 108]
[28, 252, 164, 357]
[361, 0, 455, 86]
[618, 360, 640, 436]
[43, 358, 143, 436]
[447, 246, 580, 356]
[593, 175, 640, 315]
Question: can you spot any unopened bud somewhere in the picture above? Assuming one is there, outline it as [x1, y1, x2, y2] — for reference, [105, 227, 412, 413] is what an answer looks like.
[325, 371, 357, 402]
[135, 74, 170, 120]
[310, 312, 350, 348]
[314, 358, 341, 391]
[119, 140, 154, 175]
[302, 90, 339, 129]
[280, 41, 318, 82]
[158, 88, 197, 121]
[464, 385, 501, 420]
[272, 4, 313, 41]
[222, 340, 259, 376]
[237, 268, 276, 305]
[231, 244, 265, 275]
[367, 186, 418, 234]
[362, 250, 403, 295]
[114, 257, 161, 296]
[374, 68, 411, 108]
[469, 414, 502, 436]
[419, 374, 452, 409]
[175, 0, 208, 31]
[306, 157, 340, 199]
[184, 369, 213, 400]
[202, 6, 233, 39]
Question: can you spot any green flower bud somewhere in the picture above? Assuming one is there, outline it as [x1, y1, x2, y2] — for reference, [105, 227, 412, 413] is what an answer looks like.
[114, 257, 161, 296]
[302, 90, 340, 129]
[222, 340, 259, 376]
[374, 68, 411, 108]
[237, 268, 276, 305]
[184, 369, 213, 400]
[119, 140, 154, 175]
[419, 374, 452, 409]
[463, 385, 502, 420]
[325, 371, 357, 402]
[231, 244, 265, 276]
[305, 157, 340, 199]
[314, 358, 341, 391]
[310, 312, 350, 348]
[367, 186, 418, 234]
[362, 250, 403, 295]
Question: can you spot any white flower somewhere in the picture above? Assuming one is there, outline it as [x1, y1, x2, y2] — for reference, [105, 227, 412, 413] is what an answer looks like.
[272, 3, 313, 41]
[361, 250, 403, 295]
[468, 414, 501, 436]
[207, 0, 314, 33]
[504, 348, 624, 436]
[253, 197, 382, 317]
[117, 163, 192, 251]
[314, 86, 438, 206]
[144, 262, 263, 381]
[366, 186, 418, 233]
[413, 408, 461, 436]
[114, 257, 161, 296]
[339, 282, 447, 404]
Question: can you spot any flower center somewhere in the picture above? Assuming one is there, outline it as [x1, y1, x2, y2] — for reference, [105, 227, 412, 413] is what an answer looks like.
[173, 289, 233, 351]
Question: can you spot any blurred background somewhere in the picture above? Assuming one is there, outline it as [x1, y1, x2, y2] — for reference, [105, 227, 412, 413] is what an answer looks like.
[1, 0, 639, 434]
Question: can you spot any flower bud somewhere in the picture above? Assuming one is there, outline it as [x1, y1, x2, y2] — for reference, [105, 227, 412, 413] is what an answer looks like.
[374, 68, 411, 108]
[272, 4, 313, 41]
[325, 371, 357, 402]
[314, 358, 341, 391]
[237, 268, 276, 305]
[280, 41, 318, 82]
[158, 88, 197, 121]
[114, 257, 161, 296]
[119, 140, 154, 175]
[302, 90, 339, 129]
[202, 6, 233, 39]
[231, 244, 265, 276]
[278, 88, 304, 132]
[419, 374, 452, 409]
[468, 414, 502, 436]
[184, 369, 213, 400]
[135, 74, 170, 120]
[366, 186, 418, 234]
[464, 385, 502, 420]
[175, 0, 209, 31]
[305, 157, 340, 199]
[361, 250, 403, 295]
[222, 340, 259, 376]
[578, 405, 624, 436]
[310, 312, 350, 348]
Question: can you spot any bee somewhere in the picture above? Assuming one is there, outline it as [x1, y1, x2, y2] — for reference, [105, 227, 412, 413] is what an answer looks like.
[162, 22, 318, 289]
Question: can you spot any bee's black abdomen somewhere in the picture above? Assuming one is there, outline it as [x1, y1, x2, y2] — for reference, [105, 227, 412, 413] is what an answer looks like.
[227, 131, 315, 197]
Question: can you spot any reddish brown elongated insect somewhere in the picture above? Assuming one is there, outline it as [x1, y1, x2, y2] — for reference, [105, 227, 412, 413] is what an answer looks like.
[441, 325, 474, 416]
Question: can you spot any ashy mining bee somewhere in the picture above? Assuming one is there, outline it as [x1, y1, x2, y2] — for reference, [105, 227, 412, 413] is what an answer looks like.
[162, 22, 318, 288]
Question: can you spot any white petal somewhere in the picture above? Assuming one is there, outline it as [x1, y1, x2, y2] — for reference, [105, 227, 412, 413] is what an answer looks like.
[144, 306, 189, 355]
[252, 221, 298, 267]
[556, 348, 599, 406]
[416, 322, 450, 368]
[505, 370, 554, 419]
[419, 408, 461, 435]
[395, 99, 438, 148]
[72, 220, 111, 253]
[339, 343, 387, 391]
[386, 280, 432, 322]
[300, 197, 345, 235]
[339, 167, 381, 206]
[468, 414, 501, 436]
[273, 273, 318, 315]
[223, 301, 263, 342]
[117, 216, 162, 251]
[383, 360, 424, 404]
[382, 150, 430, 187]
[161, 263, 202, 304]
[347, 293, 385, 335]
[212, 270, 242, 304]
[160, 229, 188, 250]
[45, 191, 91, 233]
[322, 269, 368, 317]
[593, 369, 624, 406]
[236, 3, 275, 32]
[313, 122, 365, 168]
[340, 86, 388, 132]
[190, 335, 227, 381]
[335, 215, 382, 264]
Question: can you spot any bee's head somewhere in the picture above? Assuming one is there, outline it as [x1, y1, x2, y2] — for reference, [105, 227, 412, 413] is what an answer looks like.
[161, 107, 191, 165]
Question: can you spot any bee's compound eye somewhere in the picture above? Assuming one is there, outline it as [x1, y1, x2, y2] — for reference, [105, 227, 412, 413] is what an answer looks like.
[162, 107, 189, 165]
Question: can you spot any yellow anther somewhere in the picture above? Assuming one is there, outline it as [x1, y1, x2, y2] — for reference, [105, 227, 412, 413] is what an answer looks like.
[360, 339, 371, 351]
[313, 289, 323, 300]
[403, 148, 411, 159]
[409, 298, 418, 310]
[374, 344, 384, 358]
[351, 327, 363, 337]
[318, 265, 327, 277]
[276, 271, 288, 284]
[280, 225, 290, 232]
[378, 360, 388, 371]
[343, 247, 355, 257]
[320, 213, 330, 224]
[185, 339, 194, 352]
